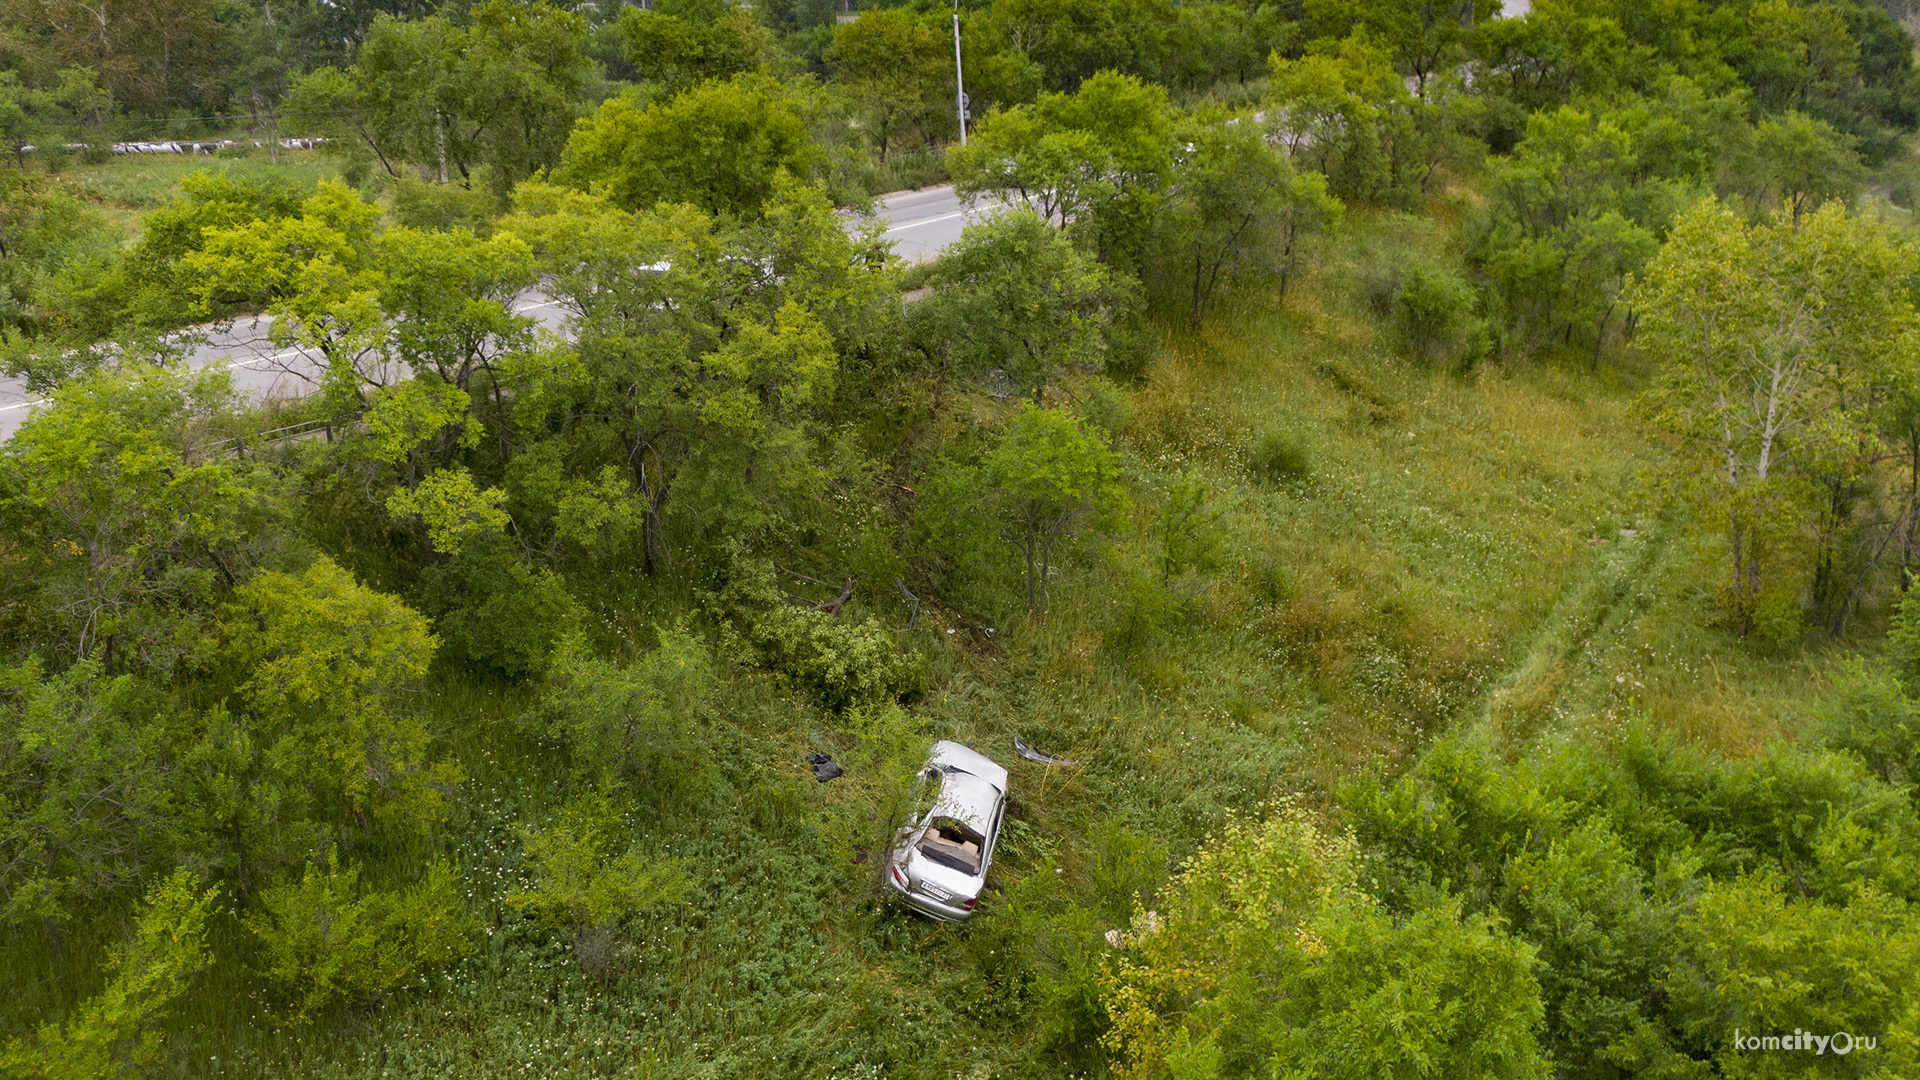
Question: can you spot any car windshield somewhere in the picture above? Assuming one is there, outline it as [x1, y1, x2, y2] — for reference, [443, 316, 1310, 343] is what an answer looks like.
[917, 816, 984, 875]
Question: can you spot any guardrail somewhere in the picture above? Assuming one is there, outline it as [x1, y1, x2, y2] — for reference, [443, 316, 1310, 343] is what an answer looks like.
[16, 137, 326, 156]
[193, 415, 345, 459]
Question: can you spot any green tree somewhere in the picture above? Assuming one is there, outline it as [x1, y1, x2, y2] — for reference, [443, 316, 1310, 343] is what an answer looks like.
[1102, 810, 1550, 1080]
[538, 628, 716, 787]
[1754, 109, 1863, 223]
[828, 9, 952, 161]
[501, 178, 873, 575]
[1161, 112, 1345, 324]
[509, 790, 689, 979]
[0, 366, 283, 671]
[1, 0, 220, 114]
[0, 870, 217, 1080]
[0, 660, 174, 942]
[1266, 32, 1427, 206]
[0, 167, 117, 345]
[948, 70, 1174, 266]
[223, 557, 456, 832]
[1663, 871, 1920, 1077]
[245, 850, 471, 1018]
[1393, 263, 1486, 367]
[559, 73, 821, 218]
[984, 404, 1127, 619]
[925, 211, 1114, 402]
[607, 0, 771, 94]
[1306, 0, 1500, 97]
[980, 0, 1179, 91]
[1474, 104, 1667, 356]
[1633, 197, 1920, 634]
[0, 67, 111, 167]
[284, 1, 591, 192]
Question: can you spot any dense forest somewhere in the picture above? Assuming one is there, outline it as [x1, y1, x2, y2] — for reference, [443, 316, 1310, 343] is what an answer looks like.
[7, 0, 1920, 1077]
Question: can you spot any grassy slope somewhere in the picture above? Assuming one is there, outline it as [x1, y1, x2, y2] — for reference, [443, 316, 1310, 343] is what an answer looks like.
[0, 201, 1859, 1077]
[46, 150, 341, 239]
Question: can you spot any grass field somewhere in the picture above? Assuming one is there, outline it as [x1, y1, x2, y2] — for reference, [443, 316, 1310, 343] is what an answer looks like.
[41, 150, 342, 237]
[0, 204, 1861, 1079]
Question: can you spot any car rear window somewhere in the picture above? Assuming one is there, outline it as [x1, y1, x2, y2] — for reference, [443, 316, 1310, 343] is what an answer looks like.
[917, 817, 984, 875]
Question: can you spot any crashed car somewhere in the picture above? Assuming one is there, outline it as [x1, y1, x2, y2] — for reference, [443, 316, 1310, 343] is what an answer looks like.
[883, 741, 1008, 922]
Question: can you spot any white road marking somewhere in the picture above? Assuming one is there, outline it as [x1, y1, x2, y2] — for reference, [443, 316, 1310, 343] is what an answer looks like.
[884, 209, 973, 234]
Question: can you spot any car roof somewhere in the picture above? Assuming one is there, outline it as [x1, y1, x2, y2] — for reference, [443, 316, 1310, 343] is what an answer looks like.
[929, 740, 1008, 791]
[928, 769, 1001, 832]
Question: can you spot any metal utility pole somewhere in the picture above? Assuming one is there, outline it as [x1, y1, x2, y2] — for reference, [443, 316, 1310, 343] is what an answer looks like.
[953, 1, 968, 145]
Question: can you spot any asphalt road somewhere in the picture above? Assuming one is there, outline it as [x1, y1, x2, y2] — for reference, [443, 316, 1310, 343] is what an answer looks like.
[874, 184, 995, 263]
[0, 184, 990, 441]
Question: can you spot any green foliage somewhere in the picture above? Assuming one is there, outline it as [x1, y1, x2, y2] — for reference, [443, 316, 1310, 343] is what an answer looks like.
[388, 175, 496, 236]
[0, 166, 118, 345]
[284, 1, 592, 194]
[1663, 871, 1920, 1077]
[1102, 809, 1550, 1080]
[978, 403, 1128, 619]
[827, 9, 953, 161]
[1267, 31, 1445, 209]
[1345, 724, 1920, 1080]
[500, 177, 874, 574]
[246, 850, 472, 1019]
[0, 870, 215, 1080]
[0, 365, 283, 672]
[605, 0, 772, 95]
[559, 74, 821, 217]
[537, 628, 717, 790]
[711, 558, 926, 711]
[414, 532, 581, 678]
[224, 557, 457, 830]
[948, 70, 1174, 267]
[1159, 111, 1342, 326]
[1157, 471, 1226, 584]
[1248, 430, 1311, 488]
[507, 790, 690, 979]
[1392, 263, 1486, 369]
[0, 660, 173, 931]
[1634, 197, 1920, 635]
[924, 211, 1114, 401]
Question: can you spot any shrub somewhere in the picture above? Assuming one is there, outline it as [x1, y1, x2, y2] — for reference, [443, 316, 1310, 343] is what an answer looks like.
[1, 871, 217, 1078]
[390, 174, 497, 236]
[508, 791, 690, 981]
[1101, 809, 1550, 1080]
[710, 559, 926, 711]
[538, 628, 719, 800]
[418, 533, 582, 678]
[246, 850, 473, 1019]
[1394, 264, 1485, 368]
[1249, 430, 1310, 487]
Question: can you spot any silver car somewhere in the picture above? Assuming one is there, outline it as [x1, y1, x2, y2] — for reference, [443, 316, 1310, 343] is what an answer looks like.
[883, 741, 1009, 922]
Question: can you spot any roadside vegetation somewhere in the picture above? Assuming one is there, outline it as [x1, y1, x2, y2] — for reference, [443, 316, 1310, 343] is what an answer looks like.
[6, 2, 1920, 1079]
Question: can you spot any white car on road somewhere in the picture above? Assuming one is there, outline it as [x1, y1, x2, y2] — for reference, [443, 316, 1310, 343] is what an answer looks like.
[884, 741, 1008, 922]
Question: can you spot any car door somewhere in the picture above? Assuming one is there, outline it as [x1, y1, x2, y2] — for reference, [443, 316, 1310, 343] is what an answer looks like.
[978, 792, 1007, 875]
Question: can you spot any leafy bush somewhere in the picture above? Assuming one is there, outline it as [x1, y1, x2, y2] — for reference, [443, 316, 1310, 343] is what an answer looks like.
[1394, 264, 1485, 368]
[389, 174, 497, 236]
[710, 559, 926, 711]
[508, 791, 690, 981]
[246, 850, 473, 1018]
[1, 870, 217, 1079]
[1101, 809, 1550, 1080]
[417, 533, 582, 678]
[537, 628, 720, 802]
[1249, 430, 1311, 487]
